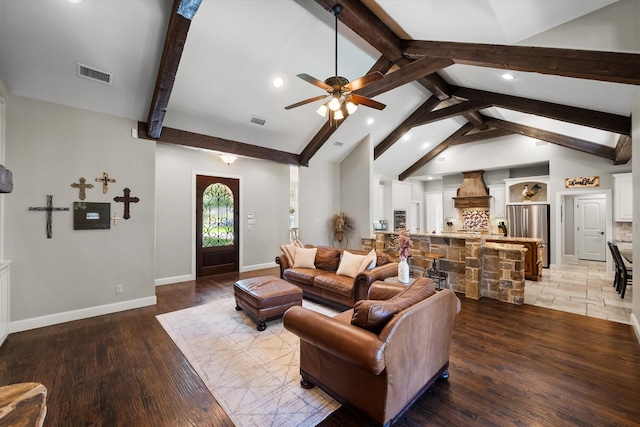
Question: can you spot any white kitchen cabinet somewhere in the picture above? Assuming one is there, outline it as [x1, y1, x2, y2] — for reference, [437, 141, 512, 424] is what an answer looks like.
[489, 184, 506, 219]
[613, 173, 633, 222]
[442, 188, 458, 220]
[391, 181, 412, 212]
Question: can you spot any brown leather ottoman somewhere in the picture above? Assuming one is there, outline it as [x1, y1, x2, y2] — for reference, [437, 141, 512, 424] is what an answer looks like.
[234, 276, 303, 331]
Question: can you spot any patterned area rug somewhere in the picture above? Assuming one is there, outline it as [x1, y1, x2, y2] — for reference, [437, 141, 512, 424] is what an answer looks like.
[156, 297, 340, 427]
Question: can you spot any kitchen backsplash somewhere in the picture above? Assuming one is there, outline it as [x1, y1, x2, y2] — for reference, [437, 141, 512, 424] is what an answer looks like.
[461, 208, 490, 230]
[614, 222, 633, 242]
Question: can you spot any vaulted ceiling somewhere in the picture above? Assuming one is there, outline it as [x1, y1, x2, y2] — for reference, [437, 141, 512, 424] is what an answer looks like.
[1, 0, 638, 180]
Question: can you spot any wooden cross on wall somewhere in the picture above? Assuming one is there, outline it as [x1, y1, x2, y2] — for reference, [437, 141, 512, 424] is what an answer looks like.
[28, 195, 69, 238]
[113, 188, 139, 219]
[70, 177, 94, 200]
[95, 172, 115, 194]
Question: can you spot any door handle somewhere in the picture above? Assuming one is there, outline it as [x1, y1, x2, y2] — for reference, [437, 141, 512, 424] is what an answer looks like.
[600, 231, 604, 235]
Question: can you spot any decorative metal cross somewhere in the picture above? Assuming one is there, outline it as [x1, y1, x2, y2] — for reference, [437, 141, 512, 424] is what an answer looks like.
[70, 177, 94, 200]
[111, 213, 121, 226]
[95, 172, 116, 194]
[28, 195, 69, 238]
[113, 188, 139, 220]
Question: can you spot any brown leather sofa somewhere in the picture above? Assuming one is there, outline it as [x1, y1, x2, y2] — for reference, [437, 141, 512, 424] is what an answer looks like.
[283, 279, 461, 426]
[275, 245, 398, 309]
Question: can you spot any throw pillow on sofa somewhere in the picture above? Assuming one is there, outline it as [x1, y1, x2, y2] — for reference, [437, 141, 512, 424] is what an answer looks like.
[360, 249, 377, 271]
[336, 250, 367, 278]
[293, 247, 317, 269]
[280, 239, 303, 265]
[351, 278, 437, 333]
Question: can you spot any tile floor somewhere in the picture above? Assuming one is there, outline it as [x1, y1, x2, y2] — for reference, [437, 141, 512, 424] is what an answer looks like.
[525, 259, 633, 324]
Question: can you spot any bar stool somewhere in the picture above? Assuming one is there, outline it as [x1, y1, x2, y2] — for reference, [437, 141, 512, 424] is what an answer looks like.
[423, 252, 446, 290]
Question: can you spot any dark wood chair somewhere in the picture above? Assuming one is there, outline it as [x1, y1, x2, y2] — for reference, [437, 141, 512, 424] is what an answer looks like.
[609, 242, 633, 299]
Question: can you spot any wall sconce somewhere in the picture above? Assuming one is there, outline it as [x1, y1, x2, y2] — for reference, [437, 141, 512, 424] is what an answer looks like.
[219, 154, 238, 165]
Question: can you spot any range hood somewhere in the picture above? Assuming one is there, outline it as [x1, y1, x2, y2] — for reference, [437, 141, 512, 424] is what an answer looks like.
[453, 170, 492, 208]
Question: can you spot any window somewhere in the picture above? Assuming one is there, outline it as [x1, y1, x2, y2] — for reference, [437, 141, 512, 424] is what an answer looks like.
[202, 183, 234, 247]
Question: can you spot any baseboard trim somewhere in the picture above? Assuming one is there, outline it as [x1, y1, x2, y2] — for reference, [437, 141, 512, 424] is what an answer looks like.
[240, 262, 277, 272]
[631, 313, 640, 344]
[8, 296, 157, 334]
[155, 274, 194, 286]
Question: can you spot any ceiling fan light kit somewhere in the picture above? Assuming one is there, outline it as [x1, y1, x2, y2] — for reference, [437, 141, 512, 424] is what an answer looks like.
[284, 4, 385, 124]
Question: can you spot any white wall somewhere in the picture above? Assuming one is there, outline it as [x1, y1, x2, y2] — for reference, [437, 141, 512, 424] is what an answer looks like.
[155, 143, 290, 282]
[340, 135, 374, 247]
[298, 158, 339, 246]
[5, 96, 156, 329]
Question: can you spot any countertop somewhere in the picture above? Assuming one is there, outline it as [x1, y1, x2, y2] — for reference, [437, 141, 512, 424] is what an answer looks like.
[374, 231, 542, 243]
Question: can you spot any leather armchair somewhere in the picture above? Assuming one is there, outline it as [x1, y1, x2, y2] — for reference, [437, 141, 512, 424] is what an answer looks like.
[283, 281, 461, 426]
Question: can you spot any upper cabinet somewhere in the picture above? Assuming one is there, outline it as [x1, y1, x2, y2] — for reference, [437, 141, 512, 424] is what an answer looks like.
[391, 180, 412, 212]
[613, 173, 633, 222]
[504, 176, 549, 205]
[489, 184, 506, 219]
[442, 188, 459, 220]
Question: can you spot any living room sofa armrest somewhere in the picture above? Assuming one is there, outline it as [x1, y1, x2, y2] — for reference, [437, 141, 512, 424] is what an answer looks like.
[283, 306, 386, 375]
[353, 262, 399, 302]
[275, 254, 289, 278]
[368, 281, 406, 300]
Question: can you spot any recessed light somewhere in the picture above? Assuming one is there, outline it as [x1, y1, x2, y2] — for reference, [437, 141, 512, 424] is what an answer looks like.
[272, 77, 284, 88]
[402, 134, 410, 141]
[427, 176, 433, 180]
[67, 0, 82, 3]
[366, 118, 374, 125]
[420, 142, 431, 150]
[501, 73, 515, 80]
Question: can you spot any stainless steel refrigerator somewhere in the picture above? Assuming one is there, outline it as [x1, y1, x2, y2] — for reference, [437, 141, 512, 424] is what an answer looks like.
[506, 204, 550, 267]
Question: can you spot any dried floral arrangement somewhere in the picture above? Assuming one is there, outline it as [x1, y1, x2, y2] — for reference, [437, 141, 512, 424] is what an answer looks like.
[330, 212, 353, 233]
[393, 228, 413, 261]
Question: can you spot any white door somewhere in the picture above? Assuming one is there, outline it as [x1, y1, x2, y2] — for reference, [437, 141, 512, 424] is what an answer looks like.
[576, 196, 606, 261]
[409, 201, 421, 234]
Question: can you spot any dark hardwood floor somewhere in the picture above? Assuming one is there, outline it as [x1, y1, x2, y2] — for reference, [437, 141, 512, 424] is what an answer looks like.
[1, 267, 639, 426]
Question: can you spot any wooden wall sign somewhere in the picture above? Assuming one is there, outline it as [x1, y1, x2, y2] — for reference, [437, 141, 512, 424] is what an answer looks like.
[73, 202, 111, 230]
[565, 176, 600, 188]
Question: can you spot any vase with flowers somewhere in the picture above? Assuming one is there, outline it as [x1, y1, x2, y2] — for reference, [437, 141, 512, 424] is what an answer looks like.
[394, 228, 413, 283]
[330, 212, 353, 243]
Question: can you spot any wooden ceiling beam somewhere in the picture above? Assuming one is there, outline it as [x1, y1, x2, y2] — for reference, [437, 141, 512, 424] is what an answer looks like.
[403, 40, 640, 85]
[356, 57, 453, 98]
[614, 135, 632, 165]
[145, 0, 202, 139]
[399, 122, 475, 181]
[450, 86, 631, 136]
[374, 96, 441, 159]
[484, 117, 617, 161]
[137, 122, 301, 166]
[451, 127, 514, 145]
[411, 100, 491, 127]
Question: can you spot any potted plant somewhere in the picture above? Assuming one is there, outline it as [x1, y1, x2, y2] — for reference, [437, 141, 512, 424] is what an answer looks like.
[330, 212, 353, 242]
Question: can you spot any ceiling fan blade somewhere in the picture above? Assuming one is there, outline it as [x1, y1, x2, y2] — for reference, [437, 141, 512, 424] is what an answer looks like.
[349, 94, 386, 110]
[297, 74, 332, 91]
[284, 95, 329, 110]
[343, 71, 384, 92]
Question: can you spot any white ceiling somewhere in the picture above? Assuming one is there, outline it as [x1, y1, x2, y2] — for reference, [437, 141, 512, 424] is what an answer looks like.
[1, 0, 638, 180]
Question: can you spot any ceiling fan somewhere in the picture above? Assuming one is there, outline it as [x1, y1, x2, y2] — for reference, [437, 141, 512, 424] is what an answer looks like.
[284, 4, 386, 122]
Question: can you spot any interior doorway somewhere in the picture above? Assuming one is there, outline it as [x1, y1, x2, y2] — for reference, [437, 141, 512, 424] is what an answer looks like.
[195, 175, 240, 277]
[575, 195, 606, 261]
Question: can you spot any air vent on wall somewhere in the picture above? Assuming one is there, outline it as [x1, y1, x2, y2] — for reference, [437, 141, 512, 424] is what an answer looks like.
[333, 141, 344, 147]
[77, 63, 112, 85]
[249, 116, 267, 126]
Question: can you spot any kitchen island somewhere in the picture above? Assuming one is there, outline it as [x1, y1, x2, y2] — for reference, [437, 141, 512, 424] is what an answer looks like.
[362, 231, 543, 305]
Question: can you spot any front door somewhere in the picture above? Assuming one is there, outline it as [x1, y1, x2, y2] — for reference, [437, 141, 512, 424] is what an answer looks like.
[196, 175, 239, 277]
[576, 195, 606, 261]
